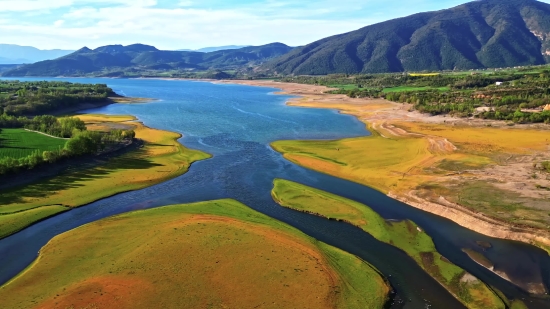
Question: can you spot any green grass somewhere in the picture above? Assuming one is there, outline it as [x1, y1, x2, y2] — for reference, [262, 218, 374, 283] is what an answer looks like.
[0, 129, 66, 159]
[328, 84, 367, 91]
[0, 206, 69, 239]
[0, 199, 389, 309]
[271, 179, 505, 309]
[383, 86, 450, 93]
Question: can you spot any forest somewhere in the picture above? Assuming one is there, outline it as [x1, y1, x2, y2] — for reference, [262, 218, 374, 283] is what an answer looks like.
[0, 80, 114, 116]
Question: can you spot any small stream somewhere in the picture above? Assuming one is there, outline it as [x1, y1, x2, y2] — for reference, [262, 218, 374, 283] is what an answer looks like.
[0, 78, 549, 308]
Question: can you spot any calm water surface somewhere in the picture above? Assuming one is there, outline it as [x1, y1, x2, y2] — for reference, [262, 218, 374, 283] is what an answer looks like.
[0, 78, 549, 308]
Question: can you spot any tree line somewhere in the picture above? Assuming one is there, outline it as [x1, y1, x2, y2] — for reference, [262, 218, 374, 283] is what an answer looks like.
[0, 115, 135, 176]
[0, 81, 114, 116]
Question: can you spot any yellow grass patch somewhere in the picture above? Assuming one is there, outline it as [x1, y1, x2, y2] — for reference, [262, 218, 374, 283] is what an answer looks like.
[0, 200, 389, 309]
[272, 126, 434, 194]
[395, 122, 550, 155]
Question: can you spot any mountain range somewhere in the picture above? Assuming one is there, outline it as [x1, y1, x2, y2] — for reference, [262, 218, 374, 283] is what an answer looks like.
[0, 44, 73, 64]
[262, 0, 550, 74]
[2, 43, 292, 77]
[4, 0, 550, 76]
[178, 45, 251, 53]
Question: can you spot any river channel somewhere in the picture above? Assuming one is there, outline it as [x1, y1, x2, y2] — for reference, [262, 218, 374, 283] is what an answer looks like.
[0, 78, 549, 308]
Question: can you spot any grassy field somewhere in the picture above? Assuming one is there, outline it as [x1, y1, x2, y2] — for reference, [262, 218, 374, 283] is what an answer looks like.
[382, 86, 450, 93]
[271, 179, 505, 309]
[272, 114, 550, 229]
[0, 114, 211, 239]
[327, 84, 450, 92]
[0, 199, 389, 309]
[271, 124, 432, 194]
[0, 129, 66, 159]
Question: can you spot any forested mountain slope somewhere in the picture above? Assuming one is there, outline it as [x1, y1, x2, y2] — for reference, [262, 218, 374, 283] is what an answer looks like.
[262, 0, 550, 75]
[3, 43, 293, 77]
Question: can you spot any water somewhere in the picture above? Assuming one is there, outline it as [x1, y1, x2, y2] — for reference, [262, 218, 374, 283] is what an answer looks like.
[1, 78, 549, 308]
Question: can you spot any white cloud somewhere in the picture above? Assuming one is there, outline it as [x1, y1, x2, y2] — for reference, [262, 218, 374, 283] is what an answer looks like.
[178, 0, 193, 7]
[0, 0, 73, 11]
[54, 20, 65, 27]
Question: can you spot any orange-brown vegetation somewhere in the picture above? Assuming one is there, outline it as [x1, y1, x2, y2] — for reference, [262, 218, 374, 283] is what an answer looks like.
[0, 200, 389, 309]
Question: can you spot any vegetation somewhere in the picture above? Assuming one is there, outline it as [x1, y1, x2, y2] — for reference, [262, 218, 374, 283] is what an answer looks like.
[0, 199, 389, 309]
[2, 43, 293, 78]
[0, 115, 135, 176]
[271, 116, 550, 230]
[271, 179, 505, 309]
[0, 114, 211, 239]
[0, 80, 114, 116]
[0, 128, 66, 159]
[262, 0, 550, 75]
[281, 70, 550, 123]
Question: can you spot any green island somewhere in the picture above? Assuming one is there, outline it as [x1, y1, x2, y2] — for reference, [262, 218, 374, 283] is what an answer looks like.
[0, 199, 390, 309]
[271, 179, 511, 309]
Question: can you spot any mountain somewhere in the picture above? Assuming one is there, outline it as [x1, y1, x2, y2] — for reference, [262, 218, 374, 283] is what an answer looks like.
[179, 45, 251, 53]
[262, 0, 550, 75]
[0, 44, 73, 64]
[3, 43, 293, 77]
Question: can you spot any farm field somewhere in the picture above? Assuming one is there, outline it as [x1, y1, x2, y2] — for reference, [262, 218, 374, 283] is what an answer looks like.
[0, 199, 390, 309]
[0, 114, 211, 239]
[0, 129, 66, 159]
[271, 179, 507, 309]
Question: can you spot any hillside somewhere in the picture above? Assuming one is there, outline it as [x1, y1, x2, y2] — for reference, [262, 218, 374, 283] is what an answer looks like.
[0, 44, 73, 64]
[262, 0, 550, 75]
[3, 43, 293, 77]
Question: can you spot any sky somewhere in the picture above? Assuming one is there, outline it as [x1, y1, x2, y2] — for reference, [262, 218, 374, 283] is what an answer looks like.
[1, 0, 550, 51]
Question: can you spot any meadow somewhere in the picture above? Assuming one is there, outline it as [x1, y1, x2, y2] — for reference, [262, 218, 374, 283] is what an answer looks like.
[0, 129, 66, 159]
[0, 199, 389, 309]
[0, 114, 211, 239]
[271, 179, 508, 309]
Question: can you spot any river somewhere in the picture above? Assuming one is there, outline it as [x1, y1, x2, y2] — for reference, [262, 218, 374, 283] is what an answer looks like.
[0, 78, 549, 308]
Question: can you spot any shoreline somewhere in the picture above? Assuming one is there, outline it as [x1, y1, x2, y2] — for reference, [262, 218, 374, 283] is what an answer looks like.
[0, 109, 211, 241]
[219, 79, 550, 251]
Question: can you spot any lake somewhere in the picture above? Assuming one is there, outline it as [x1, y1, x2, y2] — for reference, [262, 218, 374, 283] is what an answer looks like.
[0, 78, 549, 308]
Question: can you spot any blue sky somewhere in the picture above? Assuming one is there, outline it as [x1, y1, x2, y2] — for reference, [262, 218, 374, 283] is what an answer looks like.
[1, 0, 549, 50]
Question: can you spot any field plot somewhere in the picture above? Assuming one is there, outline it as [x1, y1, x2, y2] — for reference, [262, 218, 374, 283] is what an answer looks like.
[271, 179, 507, 309]
[0, 129, 66, 159]
[0, 199, 389, 309]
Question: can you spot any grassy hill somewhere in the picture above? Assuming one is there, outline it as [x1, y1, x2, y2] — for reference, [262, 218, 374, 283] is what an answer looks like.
[262, 0, 550, 75]
[3, 43, 293, 77]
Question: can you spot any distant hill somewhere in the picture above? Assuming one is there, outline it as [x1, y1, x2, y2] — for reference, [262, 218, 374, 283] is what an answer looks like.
[262, 0, 550, 75]
[0, 44, 73, 64]
[3, 43, 293, 77]
[179, 45, 251, 53]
